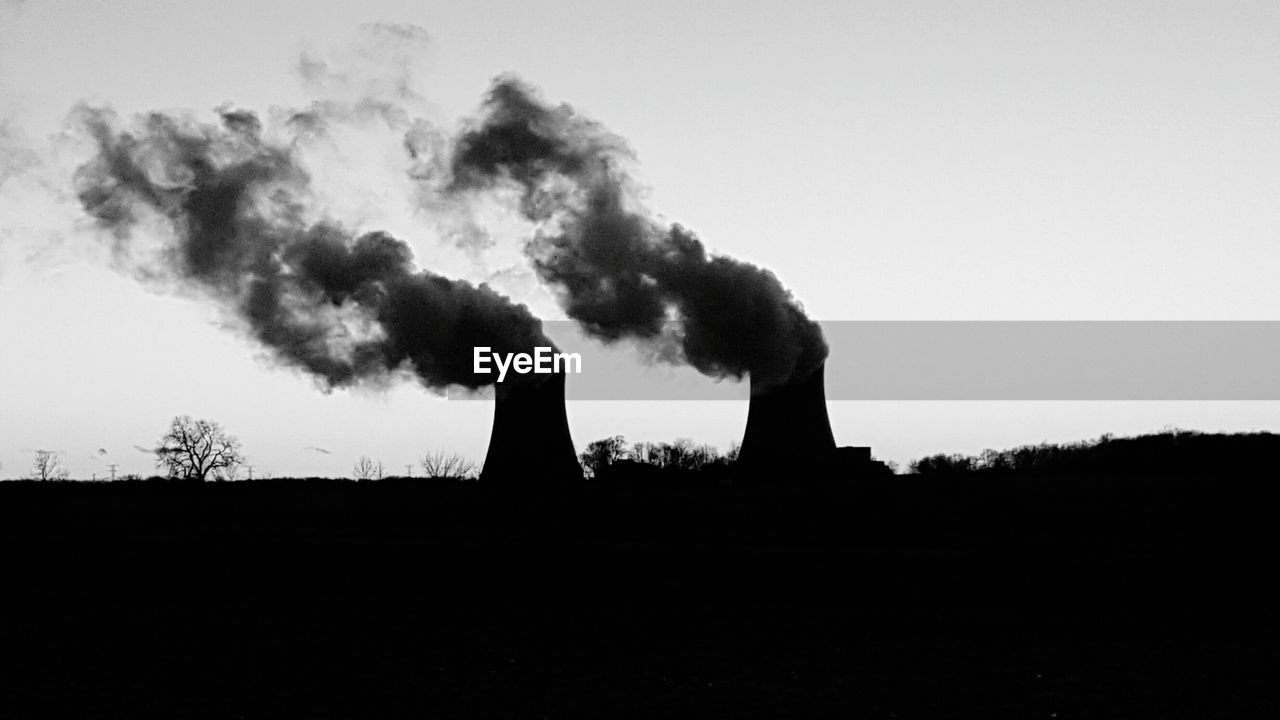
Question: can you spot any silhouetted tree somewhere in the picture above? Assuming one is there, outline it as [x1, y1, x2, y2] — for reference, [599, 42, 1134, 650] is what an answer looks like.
[667, 438, 696, 469]
[352, 456, 384, 481]
[682, 440, 723, 471]
[909, 453, 977, 475]
[154, 416, 243, 482]
[580, 435, 628, 477]
[630, 441, 656, 465]
[627, 439, 732, 472]
[657, 439, 725, 470]
[420, 451, 477, 479]
[28, 450, 69, 481]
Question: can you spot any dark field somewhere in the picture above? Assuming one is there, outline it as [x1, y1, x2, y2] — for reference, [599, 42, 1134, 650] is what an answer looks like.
[1, 475, 1277, 718]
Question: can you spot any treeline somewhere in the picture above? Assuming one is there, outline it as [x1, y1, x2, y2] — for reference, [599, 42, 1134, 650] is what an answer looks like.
[578, 435, 739, 478]
[23, 426, 1280, 484]
[909, 429, 1280, 477]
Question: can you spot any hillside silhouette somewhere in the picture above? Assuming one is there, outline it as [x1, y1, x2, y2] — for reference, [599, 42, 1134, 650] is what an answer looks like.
[910, 428, 1280, 477]
[2, 428, 1279, 718]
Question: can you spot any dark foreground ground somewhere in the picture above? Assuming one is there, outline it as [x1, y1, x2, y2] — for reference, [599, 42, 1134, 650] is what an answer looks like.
[0, 473, 1277, 718]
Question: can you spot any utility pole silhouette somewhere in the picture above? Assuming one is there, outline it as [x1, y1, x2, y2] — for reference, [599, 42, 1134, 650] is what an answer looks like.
[107, 464, 118, 481]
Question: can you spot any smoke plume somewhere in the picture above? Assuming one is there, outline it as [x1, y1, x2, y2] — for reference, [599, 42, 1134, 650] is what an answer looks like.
[75, 105, 551, 391]
[446, 76, 827, 389]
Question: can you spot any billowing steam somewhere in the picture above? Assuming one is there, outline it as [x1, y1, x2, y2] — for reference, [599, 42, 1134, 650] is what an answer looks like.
[446, 77, 827, 389]
[75, 105, 551, 391]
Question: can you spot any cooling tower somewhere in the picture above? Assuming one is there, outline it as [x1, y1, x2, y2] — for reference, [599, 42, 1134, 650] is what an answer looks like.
[737, 362, 837, 472]
[480, 370, 583, 488]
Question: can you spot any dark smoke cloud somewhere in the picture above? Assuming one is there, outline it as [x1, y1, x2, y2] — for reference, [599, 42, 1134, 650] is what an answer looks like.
[75, 105, 552, 391]
[446, 76, 826, 388]
[304, 445, 332, 455]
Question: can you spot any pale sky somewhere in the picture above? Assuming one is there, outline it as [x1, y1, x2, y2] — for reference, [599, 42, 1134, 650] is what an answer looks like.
[2, 0, 1279, 478]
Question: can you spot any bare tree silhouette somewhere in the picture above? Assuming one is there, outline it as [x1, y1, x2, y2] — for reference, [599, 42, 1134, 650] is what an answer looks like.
[631, 438, 722, 471]
[352, 456, 385, 481]
[28, 450, 69, 481]
[419, 451, 477, 479]
[582, 436, 737, 478]
[154, 416, 243, 482]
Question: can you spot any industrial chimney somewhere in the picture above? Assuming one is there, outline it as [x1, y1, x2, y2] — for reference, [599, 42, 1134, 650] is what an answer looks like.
[737, 362, 837, 473]
[480, 369, 583, 489]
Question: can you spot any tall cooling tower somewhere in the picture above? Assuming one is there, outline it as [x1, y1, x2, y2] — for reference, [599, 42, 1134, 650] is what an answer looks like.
[480, 369, 583, 488]
[737, 362, 837, 471]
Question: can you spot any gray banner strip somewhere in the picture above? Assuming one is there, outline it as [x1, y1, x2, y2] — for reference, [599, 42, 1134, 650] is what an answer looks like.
[449, 321, 1280, 401]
